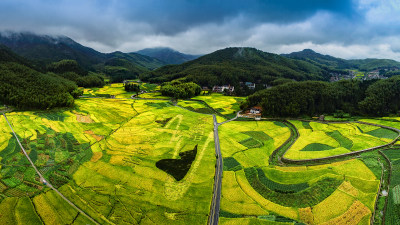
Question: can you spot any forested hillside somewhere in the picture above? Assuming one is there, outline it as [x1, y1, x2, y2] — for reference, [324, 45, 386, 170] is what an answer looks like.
[136, 47, 200, 64]
[141, 47, 329, 87]
[47, 60, 105, 88]
[0, 45, 80, 109]
[282, 49, 400, 71]
[244, 76, 400, 117]
[0, 32, 166, 82]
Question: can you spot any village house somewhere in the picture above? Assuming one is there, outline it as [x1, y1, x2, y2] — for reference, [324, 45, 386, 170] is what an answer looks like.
[212, 85, 234, 93]
[250, 106, 262, 114]
[245, 82, 256, 89]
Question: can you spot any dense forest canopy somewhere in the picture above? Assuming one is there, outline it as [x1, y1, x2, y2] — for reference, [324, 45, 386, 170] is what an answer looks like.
[0, 45, 81, 109]
[243, 76, 400, 117]
[160, 80, 201, 99]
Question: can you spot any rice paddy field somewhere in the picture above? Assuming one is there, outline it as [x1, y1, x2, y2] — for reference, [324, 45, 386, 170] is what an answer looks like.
[192, 93, 245, 119]
[0, 98, 216, 224]
[83, 83, 132, 98]
[284, 121, 398, 160]
[83, 82, 159, 98]
[138, 92, 171, 99]
[1, 84, 400, 225]
[218, 121, 381, 225]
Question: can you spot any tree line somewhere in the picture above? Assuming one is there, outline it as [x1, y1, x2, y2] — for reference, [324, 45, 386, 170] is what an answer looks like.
[242, 76, 400, 117]
[160, 80, 201, 99]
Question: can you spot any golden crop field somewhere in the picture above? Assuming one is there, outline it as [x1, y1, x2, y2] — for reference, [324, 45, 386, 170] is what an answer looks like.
[0, 97, 216, 224]
[284, 121, 397, 160]
[218, 119, 381, 224]
[192, 93, 245, 118]
[0, 84, 397, 225]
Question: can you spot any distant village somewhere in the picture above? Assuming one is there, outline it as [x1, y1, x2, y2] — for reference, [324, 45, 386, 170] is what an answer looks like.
[329, 67, 399, 82]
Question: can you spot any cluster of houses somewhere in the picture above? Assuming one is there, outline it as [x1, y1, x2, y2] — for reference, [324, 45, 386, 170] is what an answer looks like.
[210, 82, 257, 94]
[329, 69, 391, 82]
[211, 85, 235, 93]
[363, 70, 388, 80]
[329, 71, 356, 82]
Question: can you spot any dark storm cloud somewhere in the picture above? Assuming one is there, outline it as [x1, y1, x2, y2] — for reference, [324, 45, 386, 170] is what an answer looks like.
[0, 0, 355, 35]
[116, 0, 355, 34]
[0, 0, 400, 60]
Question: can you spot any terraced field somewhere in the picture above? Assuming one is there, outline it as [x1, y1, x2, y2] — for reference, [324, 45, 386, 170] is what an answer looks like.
[284, 121, 398, 160]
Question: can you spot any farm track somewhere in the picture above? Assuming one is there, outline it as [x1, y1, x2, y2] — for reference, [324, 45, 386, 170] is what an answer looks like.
[2, 113, 99, 225]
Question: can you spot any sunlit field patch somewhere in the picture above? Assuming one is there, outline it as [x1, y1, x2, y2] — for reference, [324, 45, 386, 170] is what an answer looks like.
[0, 97, 216, 224]
[192, 93, 244, 118]
[284, 121, 397, 160]
[218, 120, 380, 224]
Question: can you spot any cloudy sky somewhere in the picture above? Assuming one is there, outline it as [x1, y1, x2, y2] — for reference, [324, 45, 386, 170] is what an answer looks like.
[0, 0, 400, 60]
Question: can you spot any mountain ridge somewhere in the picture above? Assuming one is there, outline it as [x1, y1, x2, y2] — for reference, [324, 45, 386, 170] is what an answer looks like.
[136, 47, 200, 64]
[281, 49, 400, 71]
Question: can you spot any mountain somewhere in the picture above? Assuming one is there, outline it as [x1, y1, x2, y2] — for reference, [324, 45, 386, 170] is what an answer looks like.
[0, 32, 105, 69]
[0, 32, 166, 75]
[106, 51, 165, 71]
[0, 45, 80, 109]
[281, 49, 351, 69]
[140, 47, 329, 87]
[282, 49, 400, 71]
[136, 47, 200, 64]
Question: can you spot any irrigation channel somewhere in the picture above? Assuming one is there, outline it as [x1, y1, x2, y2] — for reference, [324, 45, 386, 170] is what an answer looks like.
[2, 113, 99, 225]
[4, 95, 400, 225]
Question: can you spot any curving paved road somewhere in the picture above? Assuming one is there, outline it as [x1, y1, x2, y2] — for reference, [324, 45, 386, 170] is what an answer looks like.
[208, 115, 223, 225]
[2, 113, 99, 225]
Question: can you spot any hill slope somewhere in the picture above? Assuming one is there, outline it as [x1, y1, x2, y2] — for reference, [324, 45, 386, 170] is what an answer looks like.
[0, 32, 166, 77]
[0, 45, 80, 109]
[136, 47, 200, 64]
[282, 49, 400, 71]
[140, 47, 328, 86]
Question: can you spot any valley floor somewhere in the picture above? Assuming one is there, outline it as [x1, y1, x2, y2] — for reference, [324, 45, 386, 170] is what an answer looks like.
[0, 85, 399, 225]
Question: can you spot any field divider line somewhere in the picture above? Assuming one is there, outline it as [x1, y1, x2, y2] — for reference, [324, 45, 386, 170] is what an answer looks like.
[2, 112, 99, 225]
